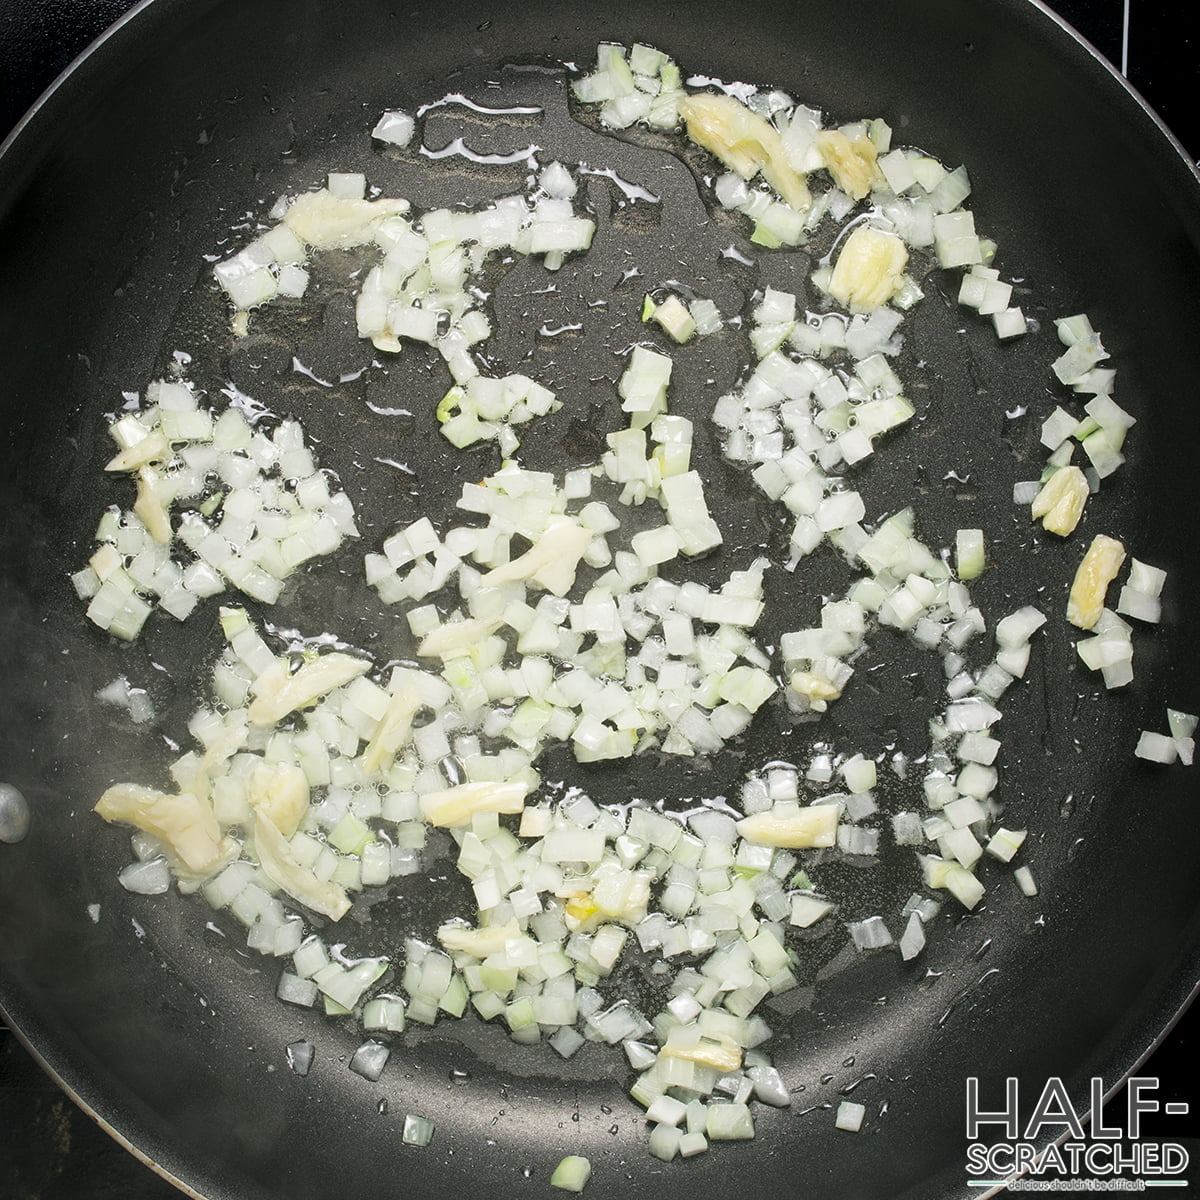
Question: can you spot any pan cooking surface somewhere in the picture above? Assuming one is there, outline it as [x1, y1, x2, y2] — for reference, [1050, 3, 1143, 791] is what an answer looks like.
[2, 2, 1200, 1198]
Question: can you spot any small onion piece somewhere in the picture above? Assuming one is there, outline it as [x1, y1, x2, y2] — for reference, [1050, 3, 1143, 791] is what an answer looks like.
[349, 1039, 391, 1082]
[550, 1155, 593, 1193]
[835, 1101, 866, 1132]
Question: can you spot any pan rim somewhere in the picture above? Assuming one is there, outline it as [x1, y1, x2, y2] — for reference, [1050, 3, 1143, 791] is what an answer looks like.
[3, 1, 1200, 1198]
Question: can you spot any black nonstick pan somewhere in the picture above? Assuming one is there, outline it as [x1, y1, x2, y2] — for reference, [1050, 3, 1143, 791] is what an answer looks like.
[3, 2, 1200, 1198]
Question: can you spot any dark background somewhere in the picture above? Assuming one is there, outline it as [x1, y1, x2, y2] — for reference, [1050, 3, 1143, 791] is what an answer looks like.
[1, 1, 1198, 1196]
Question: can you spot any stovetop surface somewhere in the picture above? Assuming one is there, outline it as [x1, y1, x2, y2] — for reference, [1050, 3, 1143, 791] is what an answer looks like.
[2, 2, 1198, 1196]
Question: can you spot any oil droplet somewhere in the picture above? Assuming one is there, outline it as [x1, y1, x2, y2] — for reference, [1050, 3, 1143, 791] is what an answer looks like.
[820, 1073, 835, 1085]
[0, 783, 30, 844]
[451, 1069, 471, 1085]
[417, 92, 541, 118]
[840, 1074, 877, 1095]
[799, 1101, 833, 1117]
[420, 138, 541, 168]
[842, 1056, 856, 1069]
[578, 165, 661, 204]
[378, 1098, 389, 1115]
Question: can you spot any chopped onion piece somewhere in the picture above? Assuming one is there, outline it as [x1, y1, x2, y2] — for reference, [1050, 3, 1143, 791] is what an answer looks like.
[1168, 709, 1198, 740]
[550, 1155, 593, 1193]
[286, 1040, 315, 1075]
[118, 856, 172, 895]
[372, 110, 416, 146]
[1013, 865, 1038, 897]
[1129, 559, 1167, 597]
[349, 1039, 390, 1082]
[1135, 731, 1178, 765]
[402, 1114, 435, 1147]
[705, 1102, 755, 1140]
[848, 916, 892, 950]
[985, 827, 1026, 863]
[955, 529, 985, 580]
[835, 1101, 866, 1132]
[898, 911, 926, 961]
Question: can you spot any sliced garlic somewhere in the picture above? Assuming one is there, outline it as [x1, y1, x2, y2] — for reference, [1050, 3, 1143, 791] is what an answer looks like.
[736, 802, 839, 848]
[95, 783, 235, 878]
[247, 652, 371, 727]
[418, 617, 503, 660]
[419, 779, 529, 828]
[134, 466, 174, 545]
[1068, 534, 1126, 630]
[815, 129, 880, 200]
[479, 515, 594, 597]
[283, 189, 411, 250]
[827, 225, 908, 312]
[106, 429, 169, 473]
[1031, 465, 1089, 536]
[437, 919, 520, 955]
[788, 671, 843, 710]
[679, 93, 810, 211]
[247, 761, 311, 839]
[660, 1032, 743, 1073]
[253, 812, 350, 921]
[564, 862, 653, 931]
[360, 680, 423, 776]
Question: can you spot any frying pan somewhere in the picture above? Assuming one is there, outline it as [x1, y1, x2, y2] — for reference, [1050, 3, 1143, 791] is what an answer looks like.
[2, 1, 1200, 1197]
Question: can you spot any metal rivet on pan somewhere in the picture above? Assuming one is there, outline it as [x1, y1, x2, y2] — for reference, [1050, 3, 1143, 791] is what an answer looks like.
[0, 783, 31, 844]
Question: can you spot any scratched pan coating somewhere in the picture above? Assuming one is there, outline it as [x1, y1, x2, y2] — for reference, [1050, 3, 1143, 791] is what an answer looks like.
[2, 1, 1200, 1197]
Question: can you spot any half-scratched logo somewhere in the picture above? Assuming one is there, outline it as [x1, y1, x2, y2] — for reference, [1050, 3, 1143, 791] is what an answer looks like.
[966, 1077, 1190, 1191]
